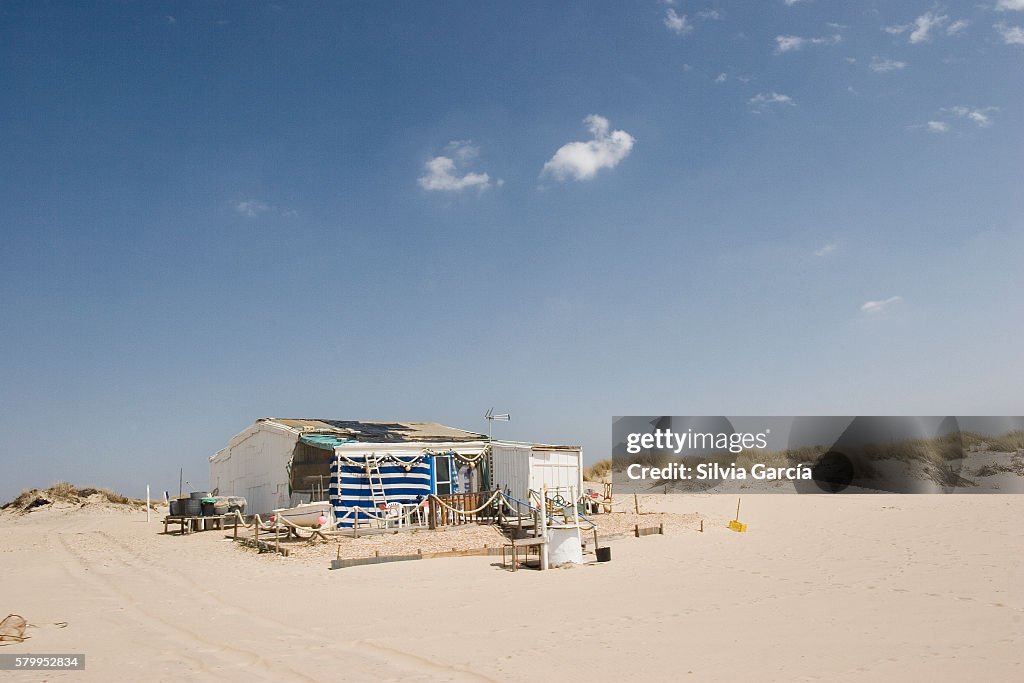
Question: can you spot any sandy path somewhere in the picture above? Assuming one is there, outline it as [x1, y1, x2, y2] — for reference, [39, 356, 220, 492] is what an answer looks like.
[1, 495, 1021, 682]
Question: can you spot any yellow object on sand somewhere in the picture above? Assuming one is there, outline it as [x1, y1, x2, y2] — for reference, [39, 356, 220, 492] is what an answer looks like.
[727, 497, 748, 532]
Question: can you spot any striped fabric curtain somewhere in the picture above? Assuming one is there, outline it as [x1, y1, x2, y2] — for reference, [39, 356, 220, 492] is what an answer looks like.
[329, 456, 432, 527]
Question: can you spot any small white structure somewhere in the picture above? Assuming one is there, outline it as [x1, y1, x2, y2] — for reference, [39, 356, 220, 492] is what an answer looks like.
[490, 442, 584, 504]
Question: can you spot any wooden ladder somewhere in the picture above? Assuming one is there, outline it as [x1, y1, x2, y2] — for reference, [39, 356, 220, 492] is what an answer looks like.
[366, 457, 388, 510]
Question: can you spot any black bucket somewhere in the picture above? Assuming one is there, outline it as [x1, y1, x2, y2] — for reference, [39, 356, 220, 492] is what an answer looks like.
[200, 501, 215, 516]
[169, 499, 180, 516]
[596, 546, 612, 562]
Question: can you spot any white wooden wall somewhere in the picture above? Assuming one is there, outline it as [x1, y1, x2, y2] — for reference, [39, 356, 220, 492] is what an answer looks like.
[491, 443, 583, 502]
[208, 424, 296, 514]
[528, 448, 583, 497]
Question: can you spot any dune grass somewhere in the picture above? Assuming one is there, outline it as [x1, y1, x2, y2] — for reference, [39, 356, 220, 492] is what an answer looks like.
[961, 430, 1024, 453]
[584, 458, 613, 481]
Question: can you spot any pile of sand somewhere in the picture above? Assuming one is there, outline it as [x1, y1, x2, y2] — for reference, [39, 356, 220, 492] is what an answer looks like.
[0, 482, 155, 516]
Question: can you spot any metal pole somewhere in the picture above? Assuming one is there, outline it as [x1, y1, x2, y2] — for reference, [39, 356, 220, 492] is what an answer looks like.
[570, 485, 580, 554]
[539, 485, 549, 571]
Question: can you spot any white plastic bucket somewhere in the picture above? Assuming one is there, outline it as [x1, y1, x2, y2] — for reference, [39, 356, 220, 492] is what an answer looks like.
[547, 525, 583, 565]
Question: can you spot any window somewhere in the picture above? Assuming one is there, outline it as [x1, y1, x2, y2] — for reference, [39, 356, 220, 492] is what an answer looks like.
[434, 455, 452, 496]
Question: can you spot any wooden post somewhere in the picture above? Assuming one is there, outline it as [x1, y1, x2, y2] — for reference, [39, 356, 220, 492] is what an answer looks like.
[337, 543, 341, 561]
[735, 497, 741, 522]
[700, 519, 704, 533]
[659, 523, 664, 535]
[146, 485, 151, 523]
[634, 493, 639, 514]
[634, 523, 640, 538]
[254, 522, 260, 551]
[428, 497, 437, 530]
[275, 525, 280, 555]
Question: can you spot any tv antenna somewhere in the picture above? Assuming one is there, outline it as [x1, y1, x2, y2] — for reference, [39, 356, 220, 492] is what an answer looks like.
[484, 407, 510, 440]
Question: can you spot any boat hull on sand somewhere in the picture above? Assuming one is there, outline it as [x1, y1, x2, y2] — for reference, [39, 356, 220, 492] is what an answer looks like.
[272, 501, 333, 527]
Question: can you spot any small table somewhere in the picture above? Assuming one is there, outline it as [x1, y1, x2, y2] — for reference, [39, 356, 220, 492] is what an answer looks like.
[501, 537, 547, 571]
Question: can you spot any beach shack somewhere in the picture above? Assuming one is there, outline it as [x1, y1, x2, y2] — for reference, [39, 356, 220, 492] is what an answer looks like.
[209, 418, 489, 515]
[208, 418, 583, 523]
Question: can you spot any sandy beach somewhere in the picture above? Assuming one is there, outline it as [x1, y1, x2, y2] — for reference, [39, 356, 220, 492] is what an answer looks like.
[1, 494, 1021, 682]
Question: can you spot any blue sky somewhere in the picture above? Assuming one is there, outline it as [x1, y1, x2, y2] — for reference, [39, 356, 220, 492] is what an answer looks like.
[1, 1, 1022, 501]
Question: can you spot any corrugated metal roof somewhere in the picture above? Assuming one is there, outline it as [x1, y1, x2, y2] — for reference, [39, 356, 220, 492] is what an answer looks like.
[258, 418, 487, 443]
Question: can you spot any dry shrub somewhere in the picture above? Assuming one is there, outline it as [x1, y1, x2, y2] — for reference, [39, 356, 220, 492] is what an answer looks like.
[50, 481, 77, 499]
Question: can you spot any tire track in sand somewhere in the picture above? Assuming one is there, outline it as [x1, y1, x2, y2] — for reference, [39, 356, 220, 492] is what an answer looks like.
[56, 532, 315, 682]
[77, 530, 496, 682]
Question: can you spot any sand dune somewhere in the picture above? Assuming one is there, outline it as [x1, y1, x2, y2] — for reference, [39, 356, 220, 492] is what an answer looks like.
[0, 495, 1021, 681]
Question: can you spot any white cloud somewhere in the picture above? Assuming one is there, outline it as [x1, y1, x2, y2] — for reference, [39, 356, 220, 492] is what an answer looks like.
[946, 19, 969, 36]
[814, 243, 838, 257]
[995, 22, 1024, 43]
[775, 36, 806, 52]
[697, 9, 722, 20]
[910, 12, 948, 43]
[541, 115, 635, 182]
[774, 33, 841, 53]
[996, 1, 1024, 11]
[418, 141, 495, 192]
[861, 296, 903, 314]
[664, 9, 693, 35]
[784, 0, 811, 5]
[927, 120, 950, 133]
[235, 200, 270, 217]
[869, 56, 907, 72]
[748, 92, 795, 112]
[887, 12, 958, 44]
[715, 72, 728, 83]
[945, 106, 998, 127]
